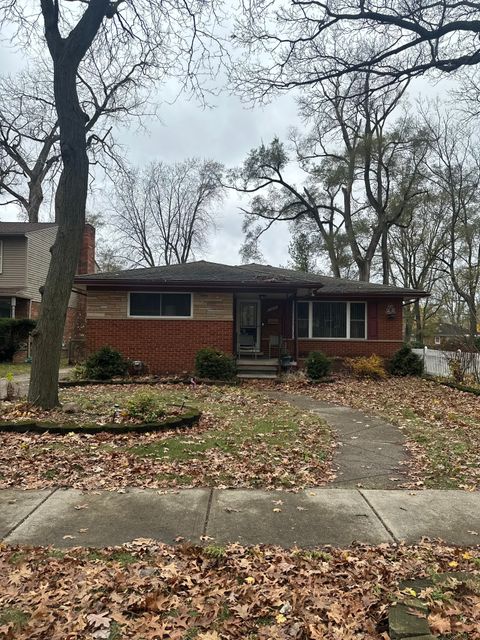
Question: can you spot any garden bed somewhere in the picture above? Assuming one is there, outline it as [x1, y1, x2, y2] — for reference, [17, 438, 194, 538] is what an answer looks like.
[0, 407, 200, 434]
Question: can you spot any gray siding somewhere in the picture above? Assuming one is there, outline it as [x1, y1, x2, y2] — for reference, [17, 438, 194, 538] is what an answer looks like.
[24, 227, 58, 302]
[0, 236, 27, 289]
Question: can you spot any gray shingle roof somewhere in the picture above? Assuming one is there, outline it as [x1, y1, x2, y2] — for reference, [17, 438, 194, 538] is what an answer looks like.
[75, 260, 427, 297]
[0, 222, 56, 235]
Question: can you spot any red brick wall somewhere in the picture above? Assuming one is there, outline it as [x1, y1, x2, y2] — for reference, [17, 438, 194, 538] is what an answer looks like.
[87, 319, 234, 374]
[77, 224, 96, 275]
[31, 300, 86, 344]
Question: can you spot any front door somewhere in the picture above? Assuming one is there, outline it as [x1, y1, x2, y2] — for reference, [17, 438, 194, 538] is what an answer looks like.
[237, 300, 261, 352]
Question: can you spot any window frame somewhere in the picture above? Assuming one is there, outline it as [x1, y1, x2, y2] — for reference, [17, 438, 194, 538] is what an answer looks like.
[127, 291, 193, 319]
[0, 240, 3, 274]
[297, 300, 368, 340]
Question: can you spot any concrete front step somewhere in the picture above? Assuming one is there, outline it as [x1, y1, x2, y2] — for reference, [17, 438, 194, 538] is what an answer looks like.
[237, 365, 278, 372]
[237, 372, 278, 379]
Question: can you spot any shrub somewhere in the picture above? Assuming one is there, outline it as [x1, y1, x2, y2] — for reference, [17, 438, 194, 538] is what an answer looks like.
[84, 346, 129, 380]
[0, 318, 36, 362]
[125, 391, 166, 422]
[305, 351, 331, 380]
[347, 354, 386, 379]
[194, 347, 236, 380]
[388, 344, 423, 377]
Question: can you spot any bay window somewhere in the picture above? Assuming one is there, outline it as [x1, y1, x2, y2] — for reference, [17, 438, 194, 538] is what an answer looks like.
[297, 301, 367, 339]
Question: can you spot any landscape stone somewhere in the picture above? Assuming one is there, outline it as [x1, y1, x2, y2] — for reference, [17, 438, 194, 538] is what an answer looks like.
[62, 402, 80, 413]
[388, 604, 430, 639]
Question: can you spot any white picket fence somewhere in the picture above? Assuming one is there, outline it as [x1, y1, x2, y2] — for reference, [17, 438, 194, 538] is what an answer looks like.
[412, 347, 480, 378]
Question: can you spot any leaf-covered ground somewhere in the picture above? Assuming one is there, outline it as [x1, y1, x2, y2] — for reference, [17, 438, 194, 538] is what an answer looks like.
[0, 541, 478, 640]
[0, 385, 333, 490]
[276, 375, 480, 490]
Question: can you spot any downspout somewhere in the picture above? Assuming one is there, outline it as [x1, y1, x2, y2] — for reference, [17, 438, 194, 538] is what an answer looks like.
[293, 292, 299, 363]
[232, 292, 237, 358]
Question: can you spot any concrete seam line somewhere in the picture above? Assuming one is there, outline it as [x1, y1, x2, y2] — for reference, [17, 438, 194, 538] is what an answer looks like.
[3, 487, 59, 541]
[202, 488, 214, 538]
[358, 490, 398, 543]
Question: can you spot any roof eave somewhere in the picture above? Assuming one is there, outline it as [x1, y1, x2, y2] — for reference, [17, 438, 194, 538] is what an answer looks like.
[74, 277, 428, 297]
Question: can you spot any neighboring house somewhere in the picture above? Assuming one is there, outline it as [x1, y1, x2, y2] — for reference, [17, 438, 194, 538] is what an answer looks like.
[75, 261, 428, 376]
[0, 222, 95, 345]
[427, 322, 470, 350]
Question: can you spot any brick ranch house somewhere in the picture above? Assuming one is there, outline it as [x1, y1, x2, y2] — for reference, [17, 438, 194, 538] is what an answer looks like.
[75, 261, 428, 376]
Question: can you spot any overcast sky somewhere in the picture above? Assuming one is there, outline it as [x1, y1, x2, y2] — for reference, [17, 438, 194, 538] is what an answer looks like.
[0, 32, 300, 266]
[0, 19, 453, 269]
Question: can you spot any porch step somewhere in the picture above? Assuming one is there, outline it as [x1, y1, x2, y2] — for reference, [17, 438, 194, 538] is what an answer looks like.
[236, 357, 279, 380]
[237, 364, 278, 373]
[237, 372, 278, 379]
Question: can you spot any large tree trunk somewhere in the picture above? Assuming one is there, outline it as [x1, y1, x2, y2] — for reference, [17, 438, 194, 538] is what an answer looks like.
[26, 177, 44, 223]
[357, 259, 370, 282]
[414, 299, 423, 344]
[28, 66, 89, 408]
[381, 228, 390, 285]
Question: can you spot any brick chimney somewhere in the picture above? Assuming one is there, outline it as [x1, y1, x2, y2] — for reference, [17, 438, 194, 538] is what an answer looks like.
[77, 224, 96, 274]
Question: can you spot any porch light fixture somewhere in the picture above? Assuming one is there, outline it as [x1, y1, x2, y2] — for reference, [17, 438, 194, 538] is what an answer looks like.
[386, 303, 396, 319]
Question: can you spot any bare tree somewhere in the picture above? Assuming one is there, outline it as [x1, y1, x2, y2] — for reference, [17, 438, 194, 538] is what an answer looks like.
[230, 73, 426, 282]
[112, 159, 223, 267]
[0, 0, 222, 408]
[389, 195, 449, 343]
[233, 0, 480, 99]
[423, 108, 480, 338]
[0, 41, 157, 222]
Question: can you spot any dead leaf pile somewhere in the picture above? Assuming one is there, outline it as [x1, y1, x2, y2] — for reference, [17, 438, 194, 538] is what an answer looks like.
[0, 541, 478, 639]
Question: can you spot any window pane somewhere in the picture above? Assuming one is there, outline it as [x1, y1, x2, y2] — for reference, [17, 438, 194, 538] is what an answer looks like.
[297, 302, 309, 338]
[130, 293, 161, 316]
[240, 302, 257, 327]
[312, 302, 346, 337]
[350, 302, 366, 338]
[0, 299, 11, 318]
[161, 293, 191, 317]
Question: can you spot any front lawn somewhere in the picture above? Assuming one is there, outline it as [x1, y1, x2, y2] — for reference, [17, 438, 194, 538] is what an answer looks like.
[0, 541, 477, 639]
[0, 384, 333, 490]
[283, 376, 480, 490]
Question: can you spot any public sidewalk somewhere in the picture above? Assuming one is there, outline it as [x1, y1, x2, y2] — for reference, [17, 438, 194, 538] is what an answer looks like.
[1, 487, 479, 548]
[0, 368, 72, 400]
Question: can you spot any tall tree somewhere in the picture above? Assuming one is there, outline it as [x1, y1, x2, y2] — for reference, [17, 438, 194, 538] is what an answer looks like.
[0, 44, 155, 222]
[389, 195, 449, 342]
[233, 0, 480, 98]
[423, 109, 480, 338]
[112, 159, 224, 267]
[231, 74, 426, 282]
[0, 0, 222, 408]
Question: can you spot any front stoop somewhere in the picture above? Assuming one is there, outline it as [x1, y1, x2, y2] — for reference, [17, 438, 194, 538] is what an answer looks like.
[236, 358, 279, 379]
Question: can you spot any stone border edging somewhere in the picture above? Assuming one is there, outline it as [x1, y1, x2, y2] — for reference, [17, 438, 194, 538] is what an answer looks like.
[59, 377, 238, 388]
[0, 406, 201, 434]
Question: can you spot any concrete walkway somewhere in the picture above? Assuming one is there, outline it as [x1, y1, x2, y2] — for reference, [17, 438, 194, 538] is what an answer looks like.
[266, 391, 408, 489]
[1, 488, 479, 548]
[0, 368, 72, 400]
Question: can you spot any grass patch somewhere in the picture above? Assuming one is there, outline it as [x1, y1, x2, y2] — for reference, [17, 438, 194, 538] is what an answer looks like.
[0, 607, 29, 630]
